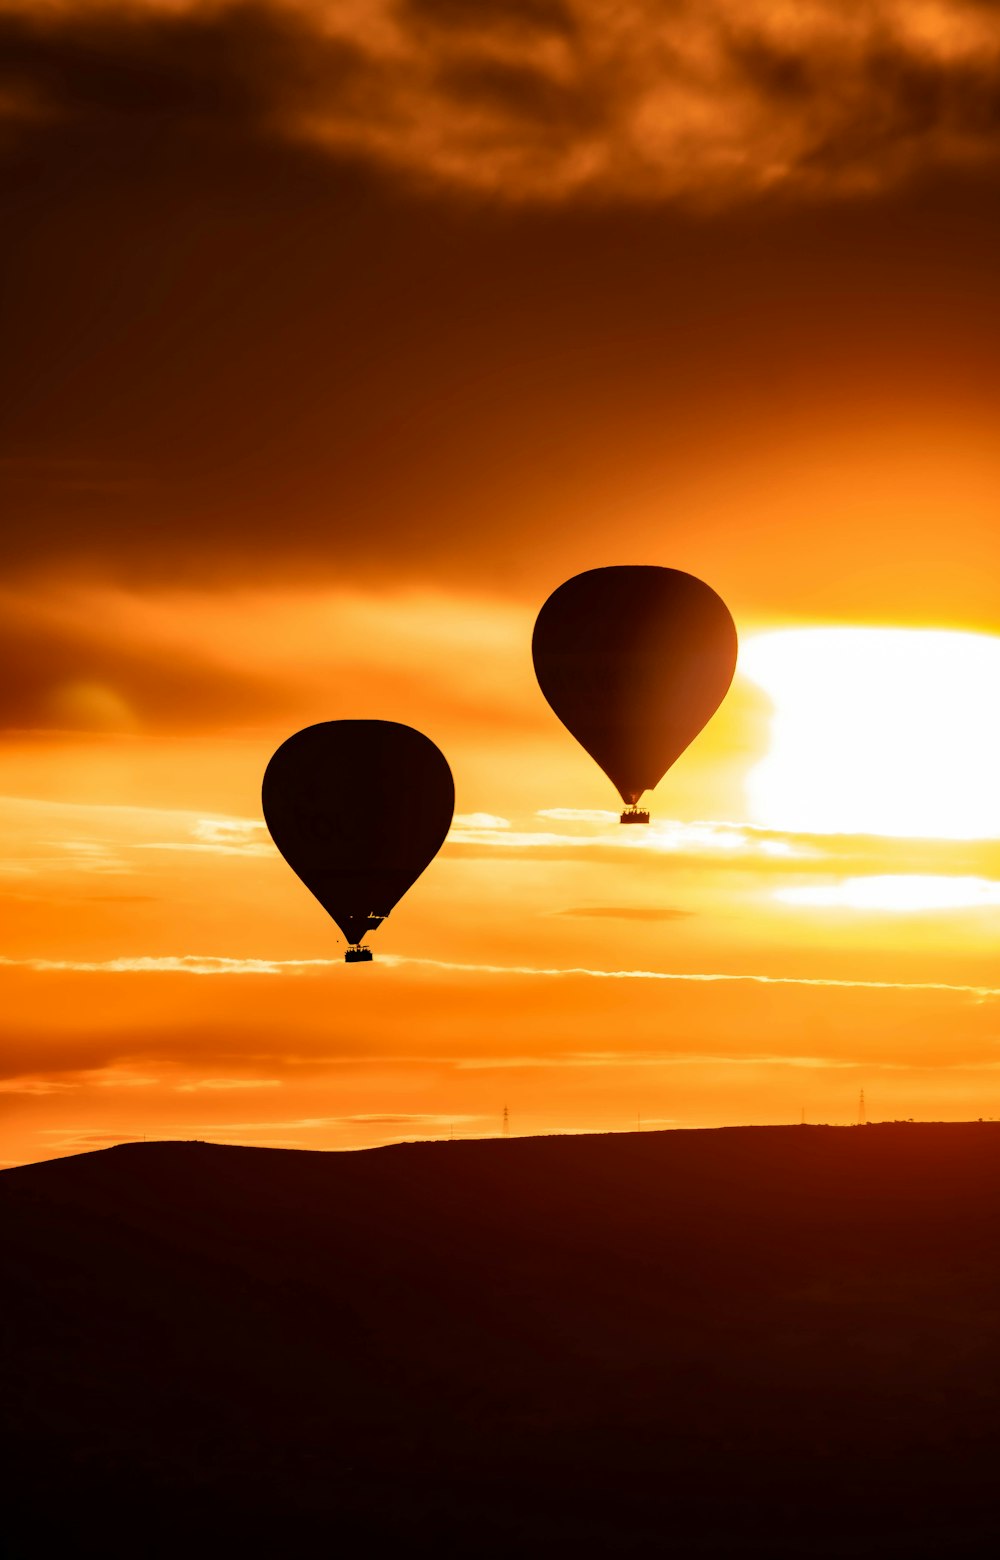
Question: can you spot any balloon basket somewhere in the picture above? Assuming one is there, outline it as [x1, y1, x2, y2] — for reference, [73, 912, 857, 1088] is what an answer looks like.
[620, 806, 650, 825]
[345, 946, 373, 964]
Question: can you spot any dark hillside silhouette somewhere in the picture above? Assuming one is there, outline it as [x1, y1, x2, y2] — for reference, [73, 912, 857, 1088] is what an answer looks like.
[4, 1125, 1000, 1556]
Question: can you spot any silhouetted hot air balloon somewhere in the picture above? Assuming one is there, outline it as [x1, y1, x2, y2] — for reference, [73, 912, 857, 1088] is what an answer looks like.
[532, 566, 737, 824]
[262, 721, 454, 963]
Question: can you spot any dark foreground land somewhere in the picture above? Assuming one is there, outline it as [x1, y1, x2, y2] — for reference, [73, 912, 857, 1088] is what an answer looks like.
[4, 1125, 1000, 1557]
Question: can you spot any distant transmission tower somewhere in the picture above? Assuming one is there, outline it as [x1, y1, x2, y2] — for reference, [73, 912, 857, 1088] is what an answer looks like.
[502, 1104, 510, 1138]
[800, 1104, 805, 1126]
[858, 1088, 866, 1125]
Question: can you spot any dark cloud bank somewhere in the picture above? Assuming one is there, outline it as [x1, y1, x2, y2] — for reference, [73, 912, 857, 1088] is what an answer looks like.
[2, 0, 1000, 591]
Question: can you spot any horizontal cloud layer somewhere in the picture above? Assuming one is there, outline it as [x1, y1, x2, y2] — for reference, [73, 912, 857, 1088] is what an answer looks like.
[0, 581, 534, 733]
[3, 950, 998, 1000]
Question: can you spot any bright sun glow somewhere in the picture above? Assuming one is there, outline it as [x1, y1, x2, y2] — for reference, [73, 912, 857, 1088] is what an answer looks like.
[741, 628, 1000, 839]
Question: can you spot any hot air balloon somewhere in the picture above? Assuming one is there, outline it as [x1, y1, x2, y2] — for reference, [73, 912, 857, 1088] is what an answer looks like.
[532, 566, 737, 824]
[262, 720, 454, 963]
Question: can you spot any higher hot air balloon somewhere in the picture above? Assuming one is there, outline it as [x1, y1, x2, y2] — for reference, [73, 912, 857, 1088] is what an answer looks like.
[262, 720, 454, 963]
[532, 566, 737, 824]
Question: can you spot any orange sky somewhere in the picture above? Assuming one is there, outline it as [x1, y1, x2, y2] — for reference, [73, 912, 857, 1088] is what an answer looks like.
[4, 0, 1000, 1165]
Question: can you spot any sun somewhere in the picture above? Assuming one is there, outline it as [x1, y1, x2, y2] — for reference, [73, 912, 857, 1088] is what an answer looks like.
[740, 628, 1000, 840]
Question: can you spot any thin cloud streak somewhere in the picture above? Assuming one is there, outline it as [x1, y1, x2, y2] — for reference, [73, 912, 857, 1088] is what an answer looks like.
[0, 955, 330, 976]
[556, 906, 694, 921]
[2, 952, 998, 1000]
[462, 816, 816, 853]
[174, 1078, 281, 1093]
[394, 956, 1000, 1001]
[0, 797, 275, 875]
[456, 1051, 894, 1072]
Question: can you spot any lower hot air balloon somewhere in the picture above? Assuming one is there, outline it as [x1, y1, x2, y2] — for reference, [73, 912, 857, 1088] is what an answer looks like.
[532, 566, 737, 824]
[262, 720, 454, 963]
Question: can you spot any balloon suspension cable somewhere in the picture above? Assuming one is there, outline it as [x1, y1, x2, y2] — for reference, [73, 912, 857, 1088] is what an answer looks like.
[620, 804, 650, 825]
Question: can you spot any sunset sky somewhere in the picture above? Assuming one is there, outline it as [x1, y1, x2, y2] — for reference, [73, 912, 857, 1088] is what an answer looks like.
[4, 0, 1000, 1166]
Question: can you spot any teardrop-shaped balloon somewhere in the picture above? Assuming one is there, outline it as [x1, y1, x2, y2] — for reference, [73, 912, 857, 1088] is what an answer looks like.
[532, 566, 737, 821]
[262, 721, 454, 962]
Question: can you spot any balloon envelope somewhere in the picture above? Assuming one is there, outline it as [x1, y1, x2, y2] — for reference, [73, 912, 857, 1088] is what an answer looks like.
[532, 566, 737, 807]
[262, 721, 454, 951]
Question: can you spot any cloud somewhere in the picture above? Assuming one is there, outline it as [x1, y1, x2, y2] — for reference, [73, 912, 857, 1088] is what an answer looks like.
[58, 1112, 474, 1137]
[389, 956, 1000, 1001]
[447, 815, 809, 861]
[45, 840, 130, 874]
[537, 808, 618, 823]
[0, 1078, 77, 1096]
[141, 818, 272, 856]
[0, 954, 327, 976]
[0, 1025, 361, 1087]
[2, 6, 999, 601]
[456, 1050, 882, 1072]
[0, 796, 277, 879]
[0, 582, 533, 732]
[0, 836, 132, 880]
[173, 1077, 282, 1092]
[335, 1111, 481, 1125]
[446, 813, 1000, 879]
[557, 906, 694, 921]
[0, 584, 292, 732]
[3, 949, 998, 1001]
[0, 1061, 160, 1095]
[2, 1, 1000, 203]
[777, 875, 1000, 912]
[193, 817, 267, 846]
[83, 895, 159, 903]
